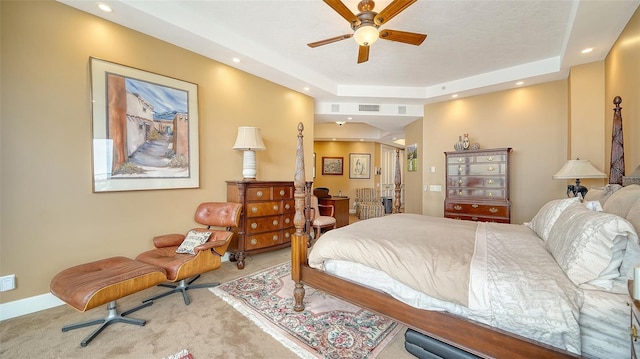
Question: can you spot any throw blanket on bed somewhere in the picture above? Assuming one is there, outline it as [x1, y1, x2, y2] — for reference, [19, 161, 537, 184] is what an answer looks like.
[308, 213, 479, 306]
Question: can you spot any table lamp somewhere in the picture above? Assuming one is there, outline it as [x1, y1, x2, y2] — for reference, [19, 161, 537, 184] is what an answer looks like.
[232, 127, 266, 179]
[552, 158, 606, 197]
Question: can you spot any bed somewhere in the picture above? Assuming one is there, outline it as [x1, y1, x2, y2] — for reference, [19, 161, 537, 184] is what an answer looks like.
[289, 123, 640, 358]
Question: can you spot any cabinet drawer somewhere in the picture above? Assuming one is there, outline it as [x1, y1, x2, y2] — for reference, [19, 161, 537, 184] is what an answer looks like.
[447, 153, 506, 164]
[448, 188, 507, 199]
[273, 186, 293, 199]
[246, 215, 283, 234]
[282, 199, 295, 213]
[246, 201, 284, 217]
[445, 202, 509, 217]
[448, 176, 506, 188]
[245, 231, 283, 250]
[246, 187, 272, 201]
[448, 164, 506, 176]
[445, 214, 510, 223]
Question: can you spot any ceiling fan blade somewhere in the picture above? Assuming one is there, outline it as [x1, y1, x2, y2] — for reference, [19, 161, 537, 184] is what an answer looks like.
[323, 0, 360, 25]
[357, 45, 370, 64]
[307, 34, 353, 48]
[374, 0, 417, 26]
[379, 29, 427, 45]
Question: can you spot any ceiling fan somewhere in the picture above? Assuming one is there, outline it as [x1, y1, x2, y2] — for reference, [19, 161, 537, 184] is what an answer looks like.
[308, 0, 427, 64]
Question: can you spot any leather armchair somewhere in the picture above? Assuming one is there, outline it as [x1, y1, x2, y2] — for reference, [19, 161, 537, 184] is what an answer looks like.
[136, 202, 242, 305]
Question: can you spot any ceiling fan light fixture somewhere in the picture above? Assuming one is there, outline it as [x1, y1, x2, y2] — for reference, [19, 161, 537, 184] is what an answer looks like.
[354, 25, 379, 46]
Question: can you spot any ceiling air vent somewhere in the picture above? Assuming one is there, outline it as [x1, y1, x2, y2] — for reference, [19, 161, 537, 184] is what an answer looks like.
[398, 106, 407, 114]
[331, 104, 340, 112]
[359, 104, 380, 112]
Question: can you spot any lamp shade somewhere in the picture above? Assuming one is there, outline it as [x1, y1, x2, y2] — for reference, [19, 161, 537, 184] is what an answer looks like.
[232, 127, 266, 151]
[552, 159, 607, 179]
[353, 25, 379, 46]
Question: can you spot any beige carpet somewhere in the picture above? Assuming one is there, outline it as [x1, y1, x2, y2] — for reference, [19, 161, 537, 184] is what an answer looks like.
[0, 247, 413, 358]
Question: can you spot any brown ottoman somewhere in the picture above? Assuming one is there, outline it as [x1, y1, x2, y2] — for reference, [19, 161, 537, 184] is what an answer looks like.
[50, 256, 167, 347]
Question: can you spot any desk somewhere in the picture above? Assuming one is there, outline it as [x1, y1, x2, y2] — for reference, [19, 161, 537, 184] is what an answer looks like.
[319, 197, 350, 228]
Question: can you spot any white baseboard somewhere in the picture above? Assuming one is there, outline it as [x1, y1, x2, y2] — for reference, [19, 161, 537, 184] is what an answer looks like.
[0, 293, 64, 321]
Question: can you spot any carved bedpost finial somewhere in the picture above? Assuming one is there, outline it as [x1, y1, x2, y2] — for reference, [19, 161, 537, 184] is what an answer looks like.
[610, 96, 624, 185]
[292, 122, 307, 312]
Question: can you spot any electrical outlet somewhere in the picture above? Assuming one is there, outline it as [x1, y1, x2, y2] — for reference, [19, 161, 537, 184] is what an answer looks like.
[0, 274, 16, 291]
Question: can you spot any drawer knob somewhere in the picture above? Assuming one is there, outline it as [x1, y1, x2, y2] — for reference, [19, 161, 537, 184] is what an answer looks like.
[273, 220, 279, 226]
[487, 166, 495, 172]
[251, 206, 258, 213]
[251, 223, 258, 229]
[458, 179, 462, 184]
[272, 235, 278, 241]
[285, 203, 291, 210]
[471, 204, 479, 208]
[489, 207, 498, 213]
[487, 179, 495, 184]
[285, 218, 291, 224]
[257, 190, 263, 198]
[457, 158, 463, 162]
[279, 190, 285, 196]
[273, 204, 279, 211]
[454, 205, 462, 211]
[458, 191, 463, 195]
[458, 166, 463, 173]
[487, 192, 494, 197]
[285, 232, 290, 238]
[487, 156, 494, 161]
[250, 238, 257, 245]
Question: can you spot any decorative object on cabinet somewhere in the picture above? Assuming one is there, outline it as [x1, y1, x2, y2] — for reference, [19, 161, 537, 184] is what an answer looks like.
[90, 57, 200, 192]
[552, 158, 607, 198]
[310, 195, 337, 239]
[232, 127, 266, 179]
[226, 180, 295, 269]
[453, 136, 464, 151]
[355, 188, 385, 220]
[407, 144, 418, 172]
[462, 133, 470, 150]
[610, 96, 625, 185]
[322, 157, 343, 175]
[444, 148, 512, 223]
[136, 202, 242, 305]
[319, 196, 350, 228]
[349, 153, 371, 179]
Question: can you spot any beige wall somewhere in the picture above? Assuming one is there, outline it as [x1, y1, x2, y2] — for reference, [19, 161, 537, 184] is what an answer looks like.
[0, 1, 314, 303]
[421, 80, 569, 224]
[605, 5, 640, 177]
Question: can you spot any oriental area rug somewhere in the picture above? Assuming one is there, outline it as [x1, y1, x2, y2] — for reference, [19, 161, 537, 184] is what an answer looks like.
[210, 262, 401, 358]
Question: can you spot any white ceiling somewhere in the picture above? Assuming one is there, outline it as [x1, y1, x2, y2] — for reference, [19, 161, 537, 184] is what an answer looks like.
[59, 0, 639, 145]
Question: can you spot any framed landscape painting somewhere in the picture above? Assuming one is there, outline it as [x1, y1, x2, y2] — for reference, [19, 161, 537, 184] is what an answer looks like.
[322, 157, 343, 175]
[90, 57, 200, 192]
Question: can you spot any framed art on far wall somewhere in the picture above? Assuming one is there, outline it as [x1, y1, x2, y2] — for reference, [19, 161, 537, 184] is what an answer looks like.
[90, 57, 200, 192]
[349, 153, 371, 179]
[407, 143, 418, 172]
[322, 157, 343, 175]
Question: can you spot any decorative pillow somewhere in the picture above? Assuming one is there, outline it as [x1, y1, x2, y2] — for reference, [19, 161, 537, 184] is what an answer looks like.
[525, 197, 581, 241]
[584, 184, 622, 205]
[546, 203, 638, 290]
[175, 230, 212, 254]
[602, 184, 640, 218]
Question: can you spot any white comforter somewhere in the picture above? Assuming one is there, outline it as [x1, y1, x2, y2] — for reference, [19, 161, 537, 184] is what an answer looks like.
[308, 214, 584, 354]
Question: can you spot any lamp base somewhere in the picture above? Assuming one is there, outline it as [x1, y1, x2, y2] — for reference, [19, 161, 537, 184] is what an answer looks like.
[242, 150, 257, 179]
[566, 178, 587, 198]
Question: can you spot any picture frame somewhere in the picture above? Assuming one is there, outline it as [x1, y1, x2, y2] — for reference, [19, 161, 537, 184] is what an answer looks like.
[90, 57, 200, 192]
[322, 157, 343, 175]
[349, 153, 371, 179]
[407, 143, 418, 172]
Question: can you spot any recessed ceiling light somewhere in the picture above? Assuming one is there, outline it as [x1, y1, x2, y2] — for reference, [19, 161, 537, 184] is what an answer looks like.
[347, 117, 352, 120]
[332, 138, 337, 141]
[360, 139, 364, 141]
[581, 48, 594, 54]
[303, 87, 310, 91]
[232, 57, 240, 63]
[451, 94, 458, 98]
[516, 81, 524, 86]
[335, 121, 346, 126]
[97, 3, 113, 12]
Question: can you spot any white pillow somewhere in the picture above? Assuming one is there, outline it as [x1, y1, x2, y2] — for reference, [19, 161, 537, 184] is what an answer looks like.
[176, 230, 212, 254]
[526, 197, 581, 241]
[546, 203, 638, 290]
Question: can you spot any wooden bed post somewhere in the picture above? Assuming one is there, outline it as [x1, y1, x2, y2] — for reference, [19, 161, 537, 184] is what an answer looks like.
[393, 148, 402, 213]
[292, 122, 307, 312]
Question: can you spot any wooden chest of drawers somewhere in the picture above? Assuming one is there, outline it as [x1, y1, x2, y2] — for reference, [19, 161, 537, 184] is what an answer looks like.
[444, 148, 512, 223]
[226, 180, 295, 269]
